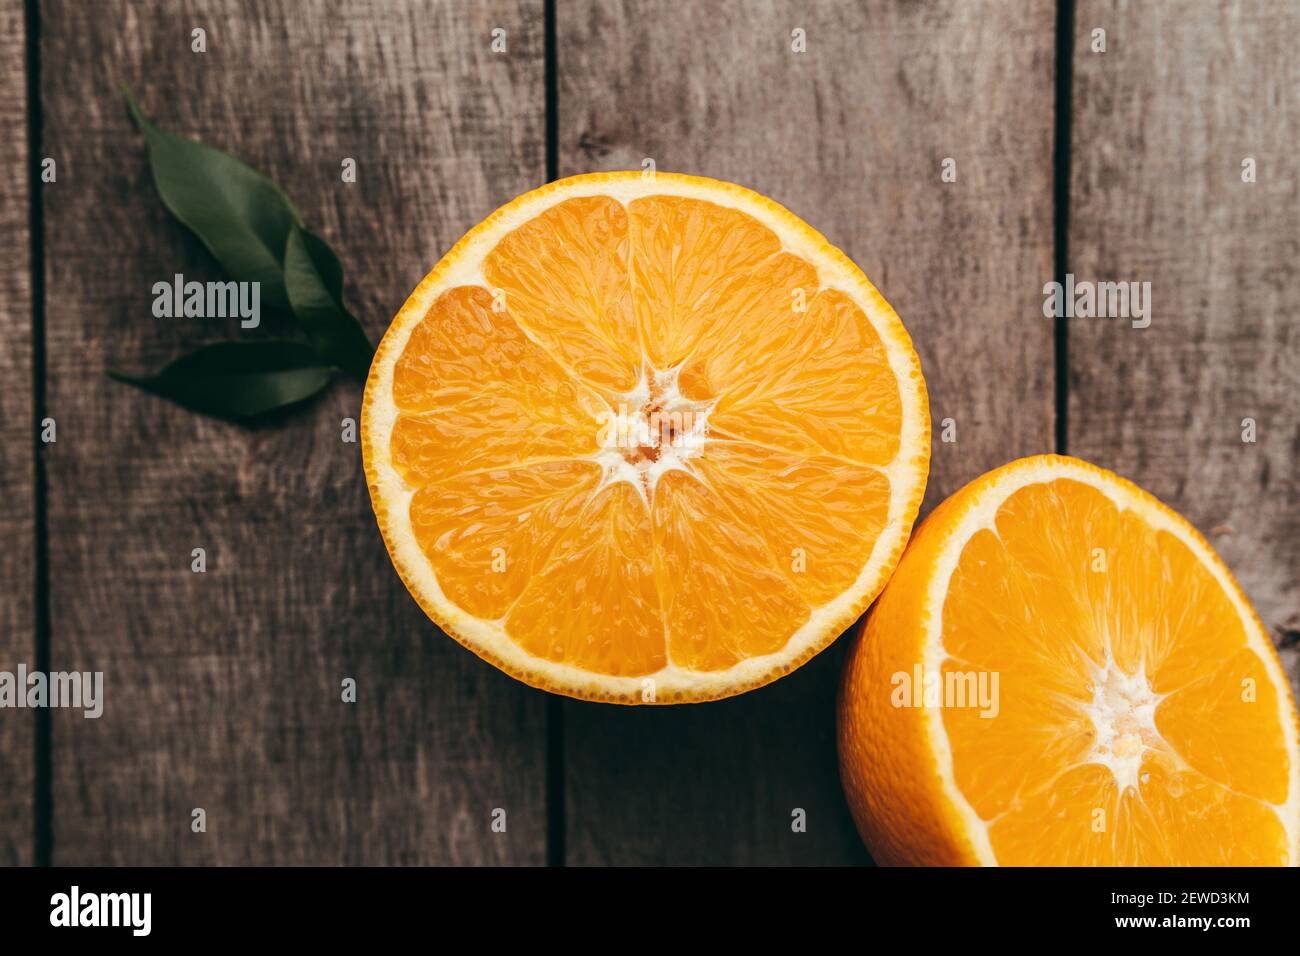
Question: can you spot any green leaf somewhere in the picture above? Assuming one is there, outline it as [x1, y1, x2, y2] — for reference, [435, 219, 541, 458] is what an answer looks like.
[110, 340, 333, 420]
[298, 227, 345, 299]
[125, 91, 302, 310]
[284, 225, 374, 382]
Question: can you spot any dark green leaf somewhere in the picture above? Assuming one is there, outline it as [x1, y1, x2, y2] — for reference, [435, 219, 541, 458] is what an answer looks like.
[125, 91, 302, 310]
[299, 228, 345, 299]
[110, 340, 333, 420]
[284, 225, 374, 382]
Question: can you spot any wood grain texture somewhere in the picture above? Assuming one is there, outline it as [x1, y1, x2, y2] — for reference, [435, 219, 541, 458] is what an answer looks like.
[0, 0, 34, 867]
[558, 0, 1056, 864]
[1070, 2, 1300, 693]
[41, 0, 548, 864]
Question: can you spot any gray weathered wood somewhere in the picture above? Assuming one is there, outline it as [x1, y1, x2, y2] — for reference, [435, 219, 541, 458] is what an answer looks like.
[41, 0, 548, 864]
[0, 0, 34, 867]
[558, 0, 1057, 864]
[1070, 1, 1300, 694]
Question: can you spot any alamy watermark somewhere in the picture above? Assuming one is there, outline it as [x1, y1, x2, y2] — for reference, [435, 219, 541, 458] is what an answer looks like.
[1043, 273, 1151, 329]
[0, 665, 103, 718]
[891, 665, 999, 718]
[50, 886, 150, 936]
[152, 273, 260, 328]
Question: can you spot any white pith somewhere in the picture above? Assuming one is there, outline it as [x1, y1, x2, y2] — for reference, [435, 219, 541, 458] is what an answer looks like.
[1085, 658, 1164, 794]
[591, 362, 715, 509]
[920, 457, 1300, 865]
[364, 172, 929, 700]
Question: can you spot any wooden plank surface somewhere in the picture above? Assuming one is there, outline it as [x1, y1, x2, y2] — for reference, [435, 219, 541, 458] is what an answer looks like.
[1069, 1, 1300, 693]
[40, 0, 548, 864]
[0, 0, 34, 867]
[16, 0, 1293, 869]
[557, 0, 1056, 864]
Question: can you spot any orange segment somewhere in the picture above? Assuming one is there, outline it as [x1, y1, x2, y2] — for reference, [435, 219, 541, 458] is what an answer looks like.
[940, 528, 1100, 697]
[627, 195, 782, 368]
[506, 483, 664, 677]
[675, 252, 818, 402]
[390, 286, 603, 480]
[408, 460, 601, 620]
[1147, 529, 1250, 690]
[1130, 755, 1290, 866]
[1157, 646, 1289, 804]
[985, 763, 1127, 866]
[363, 172, 929, 703]
[483, 196, 639, 393]
[940, 653, 1096, 824]
[707, 290, 902, 465]
[651, 469, 808, 671]
[839, 454, 1300, 865]
[986, 755, 1290, 866]
[694, 440, 890, 607]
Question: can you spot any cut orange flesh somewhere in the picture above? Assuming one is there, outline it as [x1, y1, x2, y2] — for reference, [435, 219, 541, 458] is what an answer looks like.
[839, 455, 1300, 864]
[363, 172, 929, 702]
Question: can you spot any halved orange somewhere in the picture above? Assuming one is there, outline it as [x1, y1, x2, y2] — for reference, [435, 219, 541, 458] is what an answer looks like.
[362, 172, 929, 703]
[839, 454, 1300, 864]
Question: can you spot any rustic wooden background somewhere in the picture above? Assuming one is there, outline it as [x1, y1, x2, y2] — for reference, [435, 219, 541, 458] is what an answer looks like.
[0, 0, 1295, 866]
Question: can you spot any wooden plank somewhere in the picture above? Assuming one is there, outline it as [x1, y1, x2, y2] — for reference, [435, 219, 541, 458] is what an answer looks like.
[0, 0, 34, 867]
[558, 0, 1056, 864]
[41, 0, 548, 864]
[1070, 2, 1300, 692]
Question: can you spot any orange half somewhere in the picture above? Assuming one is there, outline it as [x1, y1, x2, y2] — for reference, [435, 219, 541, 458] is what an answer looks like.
[362, 172, 929, 702]
[839, 454, 1300, 864]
